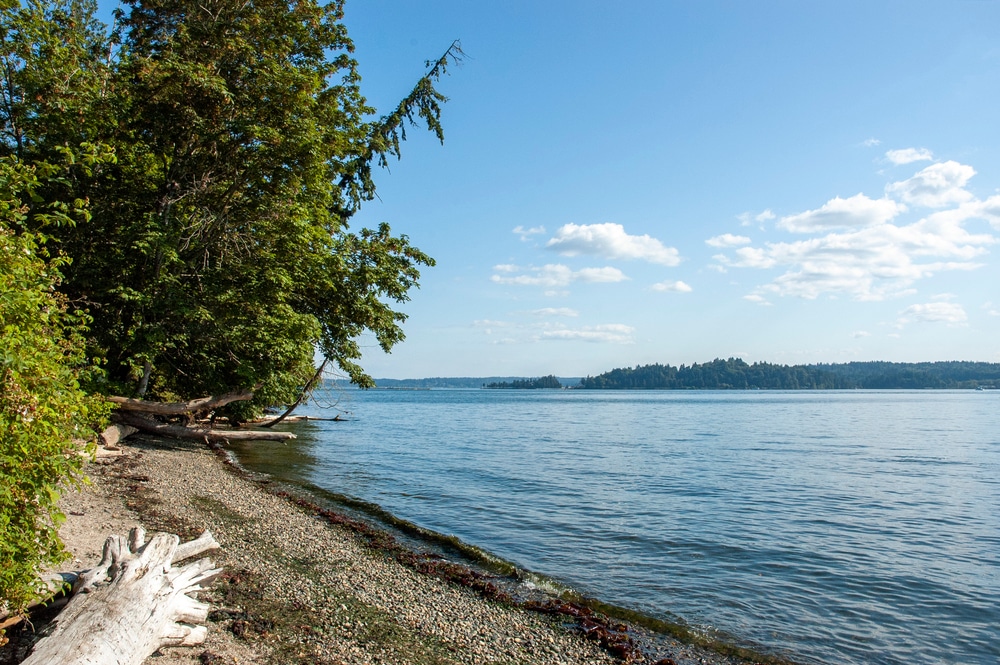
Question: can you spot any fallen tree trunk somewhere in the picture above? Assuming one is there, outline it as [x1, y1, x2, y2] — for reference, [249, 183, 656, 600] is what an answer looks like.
[107, 387, 259, 416]
[21, 528, 221, 665]
[99, 423, 138, 448]
[260, 358, 328, 428]
[117, 412, 296, 442]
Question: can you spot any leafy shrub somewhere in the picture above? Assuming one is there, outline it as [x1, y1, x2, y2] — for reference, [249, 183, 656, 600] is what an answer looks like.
[0, 156, 108, 628]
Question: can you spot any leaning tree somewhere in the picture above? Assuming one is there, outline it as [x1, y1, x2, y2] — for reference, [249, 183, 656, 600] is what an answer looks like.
[3, 0, 461, 420]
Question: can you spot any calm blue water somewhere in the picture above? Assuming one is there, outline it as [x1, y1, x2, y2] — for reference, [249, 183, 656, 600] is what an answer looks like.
[230, 390, 1000, 665]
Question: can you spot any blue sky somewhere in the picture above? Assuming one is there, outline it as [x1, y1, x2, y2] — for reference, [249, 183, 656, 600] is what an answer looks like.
[103, 1, 1000, 378]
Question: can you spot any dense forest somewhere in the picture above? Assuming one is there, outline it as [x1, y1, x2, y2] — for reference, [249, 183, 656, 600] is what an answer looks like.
[578, 359, 1000, 390]
[483, 375, 563, 389]
[1, 0, 460, 624]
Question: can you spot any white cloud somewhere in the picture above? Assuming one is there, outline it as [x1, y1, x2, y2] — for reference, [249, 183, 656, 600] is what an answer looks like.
[651, 280, 692, 293]
[513, 225, 546, 240]
[743, 294, 772, 306]
[715, 216, 994, 301]
[950, 194, 1000, 229]
[531, 307, 579, 317]
[706, 233, 752, 248]
[864, 138, 881, 147]
[852, 331, 871, 338]
[885, 148, 934, 165]
[490, 263, 628, 287]
[541, 324, 635, 344]
[546, 223, 681, 266]
[897, 301, 968, 326]
[778, 193, 904, 233]
[886, 161, 976, 208]
[983, 302, 1000, 316]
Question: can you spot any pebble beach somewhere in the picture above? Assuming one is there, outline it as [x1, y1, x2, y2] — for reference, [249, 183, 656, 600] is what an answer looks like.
[3, 434, 768, 665]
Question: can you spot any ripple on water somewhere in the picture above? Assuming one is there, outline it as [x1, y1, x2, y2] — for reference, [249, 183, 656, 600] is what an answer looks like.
[231, 389, 1000, 665]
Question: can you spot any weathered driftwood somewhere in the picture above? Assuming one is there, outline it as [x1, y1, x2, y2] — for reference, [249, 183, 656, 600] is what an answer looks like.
[0, 531, 220, 626]
[117, 412, 296, 442]
[98, 423, 138, 448]
[107, 388, 258, 416]
[21, 528, 222, 665]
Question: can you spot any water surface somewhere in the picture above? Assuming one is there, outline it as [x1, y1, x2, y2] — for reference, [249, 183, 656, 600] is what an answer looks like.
[231, 389, 1000, 665]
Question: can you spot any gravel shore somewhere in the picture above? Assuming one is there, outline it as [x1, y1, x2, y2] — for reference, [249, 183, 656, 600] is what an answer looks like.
[3, 435, 773, 665]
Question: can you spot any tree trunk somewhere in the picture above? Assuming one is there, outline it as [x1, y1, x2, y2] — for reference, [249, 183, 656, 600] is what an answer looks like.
[107, 387, 260, 417]
[260, 358, 328, 428]
[117, 412, 296, 442]
[21, 528, 221, 665]
[99, 423, 138, 448]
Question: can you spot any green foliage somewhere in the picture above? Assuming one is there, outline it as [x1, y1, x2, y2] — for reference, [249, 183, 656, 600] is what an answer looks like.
[484, 375, 562, 389]
[580, 358, 854, 390]
[579, 359, 1000, 390]
[0, 155, 108, 621]
[2, 0, 460, 416]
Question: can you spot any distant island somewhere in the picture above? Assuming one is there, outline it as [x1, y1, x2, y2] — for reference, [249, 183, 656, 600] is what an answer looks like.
[578, 359, 1000, 390]
[367, 360, 1000, 390]
[483, 375, 562, 389]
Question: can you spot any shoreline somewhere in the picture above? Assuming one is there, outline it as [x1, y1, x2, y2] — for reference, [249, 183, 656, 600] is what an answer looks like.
[3, 435, 779, 665]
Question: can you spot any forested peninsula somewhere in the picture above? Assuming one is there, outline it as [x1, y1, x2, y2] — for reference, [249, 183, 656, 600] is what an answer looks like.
[578, 358, 1000, 390]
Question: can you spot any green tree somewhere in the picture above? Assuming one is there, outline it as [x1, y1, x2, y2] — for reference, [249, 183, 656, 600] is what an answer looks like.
[4, 0, 461, 419]
[0, 153, 108, 625]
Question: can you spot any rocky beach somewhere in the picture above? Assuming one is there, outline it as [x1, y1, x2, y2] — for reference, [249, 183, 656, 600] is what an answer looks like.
[1, 435, 766, 665]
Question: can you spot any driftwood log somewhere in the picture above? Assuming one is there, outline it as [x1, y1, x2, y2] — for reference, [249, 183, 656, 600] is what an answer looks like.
[106, 388, 258, 417]
[116, 411, 296, 442]
[21, 528, 221, 665]
[107, 387, 296, 443]
[98, 423, 138, 448]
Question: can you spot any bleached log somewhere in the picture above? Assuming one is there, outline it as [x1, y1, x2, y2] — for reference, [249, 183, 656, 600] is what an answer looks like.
[117, 412, 296, 442]
[0, 531, 220, 626]
[21, 528, 222, 665]
[99, 423, 138, 448]
[106, 386, 260, 416]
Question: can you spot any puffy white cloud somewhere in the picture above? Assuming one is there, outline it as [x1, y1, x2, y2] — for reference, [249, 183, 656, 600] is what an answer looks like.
[886, 161, 976, 208]
[651, 280, 692, 293]
[541, 324, 635, 344]
[531, 307, 579, 317]
[490, 263, 628, 287]
[885, 148, 933, 165]
[546, 223, 681, 266]
[706, 233, 752, 248]
[897, 301, 968, 325]
[864, 138, 881, 147]
[778, 193, 904, 233]
[715, 217, 993, 301]
[743, 294, 772, 306]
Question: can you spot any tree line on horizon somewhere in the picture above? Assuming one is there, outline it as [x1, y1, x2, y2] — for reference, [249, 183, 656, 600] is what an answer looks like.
[577, 358, 1000, 390]
[483, 375, 562, 389]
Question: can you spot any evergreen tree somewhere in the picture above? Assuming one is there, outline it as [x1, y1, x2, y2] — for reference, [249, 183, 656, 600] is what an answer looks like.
[3, 0, 462, 419]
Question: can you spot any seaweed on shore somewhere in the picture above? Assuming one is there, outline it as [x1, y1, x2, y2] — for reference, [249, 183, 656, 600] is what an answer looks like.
[206, 439, 792, 665]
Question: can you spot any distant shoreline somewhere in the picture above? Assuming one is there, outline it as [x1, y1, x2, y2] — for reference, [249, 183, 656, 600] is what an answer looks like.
[369, 359, 1000, 391]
